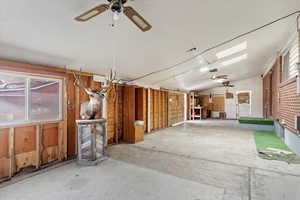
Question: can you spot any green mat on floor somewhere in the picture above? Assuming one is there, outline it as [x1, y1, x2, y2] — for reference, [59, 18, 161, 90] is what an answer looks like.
[239, 117, 274, 125]
[254, 131, 300, 164]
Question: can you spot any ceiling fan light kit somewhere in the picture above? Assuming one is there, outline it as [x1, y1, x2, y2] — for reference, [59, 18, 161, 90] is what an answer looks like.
[74, 0, 152, 32]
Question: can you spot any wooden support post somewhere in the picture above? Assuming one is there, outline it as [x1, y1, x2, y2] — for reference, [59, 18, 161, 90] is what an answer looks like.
[35, 124, 41, 169]
[147, 88, 151, 133]
[75, 85, 80, 154]
[8, 127, 15, 178]
[58, 122, 64, 161]
[63, 78, 68, 159]
[114, 85, 119, 144]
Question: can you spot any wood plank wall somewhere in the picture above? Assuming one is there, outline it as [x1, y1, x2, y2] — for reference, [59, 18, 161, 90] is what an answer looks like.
[0, 122, 65, 180]
[0, 59, 101, 181]
[168, 92, 185, 126]
[0, 59, 188, 180]
[107, 84, 124, 144]
[123, 86, 136, 143]
[149, 89, 169, 131]
[66, 74, 102, 157]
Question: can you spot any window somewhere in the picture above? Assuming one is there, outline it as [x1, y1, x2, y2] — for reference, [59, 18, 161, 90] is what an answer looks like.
[0, 72, 62, 125]
[282, 37, 299, 81]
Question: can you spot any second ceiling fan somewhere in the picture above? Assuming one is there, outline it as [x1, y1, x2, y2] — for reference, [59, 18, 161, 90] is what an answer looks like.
[75, 0, 152, 32]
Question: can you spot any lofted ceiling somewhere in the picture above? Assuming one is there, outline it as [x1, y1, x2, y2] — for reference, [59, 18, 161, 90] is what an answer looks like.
[0, 0, 300, 91]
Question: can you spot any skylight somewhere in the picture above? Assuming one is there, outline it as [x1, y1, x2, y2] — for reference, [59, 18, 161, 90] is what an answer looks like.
[222, 54, 248, 66]
[199, 66, 209, 72]
[216, 42, 247, 59]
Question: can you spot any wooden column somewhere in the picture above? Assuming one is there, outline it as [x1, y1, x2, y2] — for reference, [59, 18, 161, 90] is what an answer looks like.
[123, 86, 136, 143]
[147, 88, 151, 133]
[35, 124, 42, 169]
[8, 127, 15, 178]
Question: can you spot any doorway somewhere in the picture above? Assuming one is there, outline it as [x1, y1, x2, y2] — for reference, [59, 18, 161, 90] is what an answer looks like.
[237, 91, 251, 118]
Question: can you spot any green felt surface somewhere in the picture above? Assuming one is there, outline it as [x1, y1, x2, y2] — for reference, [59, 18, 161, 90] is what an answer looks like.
[254, 131, 290, 151]
[239, 117, 274, 125]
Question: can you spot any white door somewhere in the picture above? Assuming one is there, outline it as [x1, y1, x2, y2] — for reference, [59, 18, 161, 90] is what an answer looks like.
[237, 92, 251, 117]
[225, 98, 237, 119]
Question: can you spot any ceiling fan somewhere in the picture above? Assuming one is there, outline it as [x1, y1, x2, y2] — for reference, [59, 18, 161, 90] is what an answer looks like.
[221, 81, 235, 88]
[74, 0, 152, 32]
[210, 74, 228, 81]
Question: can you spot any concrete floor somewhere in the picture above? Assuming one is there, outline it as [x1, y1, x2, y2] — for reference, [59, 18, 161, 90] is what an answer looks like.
[1, 120, 300, 200]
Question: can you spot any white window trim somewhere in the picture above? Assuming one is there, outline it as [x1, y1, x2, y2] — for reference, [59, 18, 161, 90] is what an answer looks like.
[0, 72, 63, 126]
[282, 49, 290, 81]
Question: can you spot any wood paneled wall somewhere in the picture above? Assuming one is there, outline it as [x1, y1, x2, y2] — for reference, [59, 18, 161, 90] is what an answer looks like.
[149, 89, 168, 131]
[0, 122, 65, 180]
[199, 95, 224, 112]
[107, 84, 124, 144]
[0, 59, 188, 180]
[0, 59, 101, 181]
[123, 86, 136, 143]
[66, 74, 102, 157]
[168, 92, 185, 126]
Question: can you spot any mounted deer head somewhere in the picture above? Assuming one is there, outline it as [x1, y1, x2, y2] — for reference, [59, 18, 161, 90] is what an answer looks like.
[73, 70, 118, 120]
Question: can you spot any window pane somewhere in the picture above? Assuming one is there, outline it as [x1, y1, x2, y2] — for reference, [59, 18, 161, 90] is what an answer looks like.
[30, 79, 60, 121]
[0, 74, 26, 122]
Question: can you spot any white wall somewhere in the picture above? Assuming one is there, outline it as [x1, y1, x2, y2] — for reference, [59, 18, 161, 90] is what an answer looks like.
[199, 76, 263, 118]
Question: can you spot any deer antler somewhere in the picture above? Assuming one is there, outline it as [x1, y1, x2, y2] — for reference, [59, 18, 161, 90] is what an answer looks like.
[95, 69, 119, 95]
[73, 72, 88, 90]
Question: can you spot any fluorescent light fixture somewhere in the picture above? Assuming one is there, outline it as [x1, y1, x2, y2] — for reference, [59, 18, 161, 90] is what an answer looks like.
[175, 74, 185, 80]
[200, 66, 209, 72]
[216, 42, 247, 59]
[197, 56, 206, 64]
[222, 54, 248, 66]
[216, 79, 226, 83]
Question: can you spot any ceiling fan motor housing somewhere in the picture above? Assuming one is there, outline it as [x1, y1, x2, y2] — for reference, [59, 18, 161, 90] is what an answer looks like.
[109, 0, 127, 13]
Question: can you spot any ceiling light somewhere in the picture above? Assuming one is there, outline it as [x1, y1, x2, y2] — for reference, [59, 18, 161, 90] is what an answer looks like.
[197, 56, 206, 64]
[216, 79, 226, 83]
[222, 54, 248, 66]
[113, 12, 120, 21]
[200, 66, 209, 72]
[216, 42, 247, 59]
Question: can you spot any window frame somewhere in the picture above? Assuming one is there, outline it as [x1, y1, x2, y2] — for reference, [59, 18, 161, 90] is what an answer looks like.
[0, 72, 63, 126]
[281, 49, 290, 82]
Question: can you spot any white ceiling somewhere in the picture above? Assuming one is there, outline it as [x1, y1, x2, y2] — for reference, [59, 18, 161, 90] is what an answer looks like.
[0, 0, 300, 91]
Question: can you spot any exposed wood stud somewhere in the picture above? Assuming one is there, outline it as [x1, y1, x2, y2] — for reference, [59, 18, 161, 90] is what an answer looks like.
[63, 78, 68, 159]
[9, 127, 15, 178]
[35, 124, 41, 169]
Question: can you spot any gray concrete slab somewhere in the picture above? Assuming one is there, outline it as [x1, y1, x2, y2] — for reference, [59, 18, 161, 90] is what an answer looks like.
[108, 120, 300, 200]
[0, 159, 224, 200]
[1, 120, 300, 200]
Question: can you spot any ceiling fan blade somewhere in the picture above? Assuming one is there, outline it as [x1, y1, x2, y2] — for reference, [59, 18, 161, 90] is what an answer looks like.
[209, 68, 218, 73]
[75, 4, 109, 22]
[123, 7, 152, 32]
